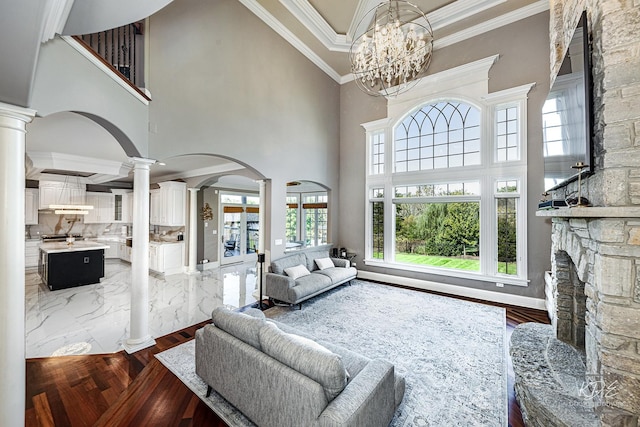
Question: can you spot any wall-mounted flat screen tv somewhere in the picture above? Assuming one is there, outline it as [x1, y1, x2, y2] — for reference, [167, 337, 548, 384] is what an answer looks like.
[542, 11, 594, 192]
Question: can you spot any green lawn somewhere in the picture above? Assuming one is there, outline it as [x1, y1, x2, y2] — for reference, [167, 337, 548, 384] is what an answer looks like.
[394, 252, 517, 275]
[396, 253, 480, 271]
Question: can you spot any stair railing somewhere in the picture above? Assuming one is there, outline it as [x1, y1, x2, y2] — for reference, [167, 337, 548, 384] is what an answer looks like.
[76, 22, 149, 100]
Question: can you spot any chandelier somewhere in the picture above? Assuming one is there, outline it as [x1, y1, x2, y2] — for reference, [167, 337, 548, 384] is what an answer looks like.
[350, 0, 433, 97]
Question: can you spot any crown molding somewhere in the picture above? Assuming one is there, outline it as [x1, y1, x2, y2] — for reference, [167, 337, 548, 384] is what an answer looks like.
[284, 0, 507, 53]
[434, 0, 549, 50]
[237, 0, 342, 82]
[242, 0, 550, 85]
[279, 0, 348, 52]
[41, 0, 74, 43]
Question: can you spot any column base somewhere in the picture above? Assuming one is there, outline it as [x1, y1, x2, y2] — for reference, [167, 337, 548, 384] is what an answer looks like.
[186, 268, 200, 276]
[123, 335, 156, 354]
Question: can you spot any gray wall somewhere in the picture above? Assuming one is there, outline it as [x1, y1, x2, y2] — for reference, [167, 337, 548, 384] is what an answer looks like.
[197, 186, 219, 265]
[147, 0, 341, 260]
[339, 12, 552, 299]
[30, 37, 149, 157]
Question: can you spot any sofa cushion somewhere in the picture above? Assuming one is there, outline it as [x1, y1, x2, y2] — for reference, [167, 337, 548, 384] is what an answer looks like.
[270, 253, 307, 275]
[314, 266, 357, 284]
[259, 322, 348, 402]
[315, 257, 335, 270]
[304, 250, 331, 272]
[211, 306, 265, 350]
[288, 273, 332, 301]
[284, 264, 311, 280]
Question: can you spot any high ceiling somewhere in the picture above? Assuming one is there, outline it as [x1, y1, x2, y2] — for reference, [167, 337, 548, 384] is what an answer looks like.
[13, 0, 549, 188]
[240, 0, 547, 80]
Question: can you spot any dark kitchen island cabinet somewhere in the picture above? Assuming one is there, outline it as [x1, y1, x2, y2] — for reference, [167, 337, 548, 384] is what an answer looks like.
[39, 241, 109, 291]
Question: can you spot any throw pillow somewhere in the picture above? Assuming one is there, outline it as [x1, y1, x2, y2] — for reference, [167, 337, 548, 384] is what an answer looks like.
[315, 257, 335, 270]
[211, 306, 265, 349]
[259, 322, 349, 402]
[284, 264, 311, 280]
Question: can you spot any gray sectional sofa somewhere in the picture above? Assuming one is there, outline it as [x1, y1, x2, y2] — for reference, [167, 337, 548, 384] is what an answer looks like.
[195, 307, 404, 427]
[265, 249, 357, 307]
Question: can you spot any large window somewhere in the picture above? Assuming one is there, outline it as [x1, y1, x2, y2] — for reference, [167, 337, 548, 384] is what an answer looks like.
[370, 188, 384, 259]
[286, 195, 299, 243]
[285, 190, 328, 250]
[394, 182, 481, 272]
[303, 194, 327, 247]
[362, 66, 532, 286]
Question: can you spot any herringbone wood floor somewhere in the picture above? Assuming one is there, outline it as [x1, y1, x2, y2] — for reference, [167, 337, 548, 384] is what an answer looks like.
[25, 286, 550, 427]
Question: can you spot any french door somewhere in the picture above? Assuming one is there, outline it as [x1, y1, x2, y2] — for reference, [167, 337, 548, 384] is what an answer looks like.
[221, 205, 259, 265]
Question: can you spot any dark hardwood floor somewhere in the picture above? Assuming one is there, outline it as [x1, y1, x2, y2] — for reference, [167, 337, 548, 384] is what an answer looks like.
[25, 289, 550, 427]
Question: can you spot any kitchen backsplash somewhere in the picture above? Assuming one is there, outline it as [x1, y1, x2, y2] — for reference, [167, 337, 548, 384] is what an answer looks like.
[26, 213, 184, 239]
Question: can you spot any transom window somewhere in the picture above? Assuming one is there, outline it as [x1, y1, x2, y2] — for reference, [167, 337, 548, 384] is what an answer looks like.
[496, 106, 520, 162]
[394, 101, 481, 172]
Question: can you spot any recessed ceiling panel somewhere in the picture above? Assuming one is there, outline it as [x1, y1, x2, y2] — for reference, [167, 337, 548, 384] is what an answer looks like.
[308, 0, 359, 34]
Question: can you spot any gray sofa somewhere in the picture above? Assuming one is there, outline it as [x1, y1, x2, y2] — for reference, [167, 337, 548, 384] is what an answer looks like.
[195, 307, 405, 427]
[265, 249, 357, 307]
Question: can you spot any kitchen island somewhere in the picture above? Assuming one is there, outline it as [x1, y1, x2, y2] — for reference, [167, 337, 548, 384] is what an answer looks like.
[39, 241, 109, 290]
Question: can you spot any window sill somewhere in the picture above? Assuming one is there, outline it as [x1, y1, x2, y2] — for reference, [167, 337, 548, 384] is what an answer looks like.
[363, 259, 529, 287]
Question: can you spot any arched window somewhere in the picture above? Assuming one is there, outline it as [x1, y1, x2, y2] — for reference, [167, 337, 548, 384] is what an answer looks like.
[362, 60, 533, 287]
[394, 101, 481, 172]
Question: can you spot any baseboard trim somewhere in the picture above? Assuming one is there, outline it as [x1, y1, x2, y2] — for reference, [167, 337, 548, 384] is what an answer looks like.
[357, 271, 546, 310]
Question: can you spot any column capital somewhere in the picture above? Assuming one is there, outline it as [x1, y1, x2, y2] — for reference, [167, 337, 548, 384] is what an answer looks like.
[129, 157, 157, 169]
[0, 102, 36, 131]
[0, 101, 36, 121]
[188, 187, 200, 193]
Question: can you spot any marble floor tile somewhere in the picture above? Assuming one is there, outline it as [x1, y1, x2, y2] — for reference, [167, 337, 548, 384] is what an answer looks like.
[25, 260, 259, 358]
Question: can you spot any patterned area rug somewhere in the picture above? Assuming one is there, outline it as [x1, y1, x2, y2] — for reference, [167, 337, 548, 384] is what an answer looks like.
[156, 280, 507, 426]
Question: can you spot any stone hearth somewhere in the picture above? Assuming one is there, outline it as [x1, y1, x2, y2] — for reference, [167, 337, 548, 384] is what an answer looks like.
[512, 208, 640, 426]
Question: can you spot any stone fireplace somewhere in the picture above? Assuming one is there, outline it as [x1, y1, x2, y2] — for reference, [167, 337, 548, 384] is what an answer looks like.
[510, 0, 640, 425]
[544, 209, 640, 424]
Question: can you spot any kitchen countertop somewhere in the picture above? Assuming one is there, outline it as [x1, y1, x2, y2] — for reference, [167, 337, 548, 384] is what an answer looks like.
[40, 241, 110, 254]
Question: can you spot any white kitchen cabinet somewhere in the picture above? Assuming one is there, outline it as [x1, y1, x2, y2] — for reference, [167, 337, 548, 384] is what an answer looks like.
[149, 190, 162, 225]
[85, 193, 115, 224]
[112, 190, 133, 223]
[149, 181, 186, 226]
[118, 242, 131, 262]
[25, 240, 39, 268]
[124, 192, 133, 223]
[149, 244, 159, 271]
[149, 242, 185, 275]
[38, 181, 86, 209]
[96, 239, 118, 259]
[25, 189, 38, 225]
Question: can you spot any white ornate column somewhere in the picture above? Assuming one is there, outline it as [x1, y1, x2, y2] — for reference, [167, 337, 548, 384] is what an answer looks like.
[0, 102, 35, 427]
[187, 187, 199, 274]
[123, 157, 156, 353]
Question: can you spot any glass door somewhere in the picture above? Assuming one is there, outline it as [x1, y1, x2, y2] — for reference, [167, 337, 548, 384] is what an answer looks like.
[221, 204, 259, 265]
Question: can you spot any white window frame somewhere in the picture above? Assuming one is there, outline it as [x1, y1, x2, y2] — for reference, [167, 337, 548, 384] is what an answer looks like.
[362, 56, 534, 287]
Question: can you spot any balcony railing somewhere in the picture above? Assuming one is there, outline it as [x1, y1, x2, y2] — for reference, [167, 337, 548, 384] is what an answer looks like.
[78, 22, 145, 94]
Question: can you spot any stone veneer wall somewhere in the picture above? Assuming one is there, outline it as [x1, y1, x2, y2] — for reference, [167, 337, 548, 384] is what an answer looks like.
[550, 214, 640, 424]
[543, 0, 640, 425]
[549, 0, 640, 207]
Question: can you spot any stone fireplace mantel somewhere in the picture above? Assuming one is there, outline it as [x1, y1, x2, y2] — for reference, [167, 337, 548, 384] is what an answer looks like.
[536, 206, 640, 218]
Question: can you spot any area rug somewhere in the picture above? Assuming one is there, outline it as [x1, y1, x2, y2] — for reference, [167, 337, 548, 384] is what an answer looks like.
[156, 279, 507, 426]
